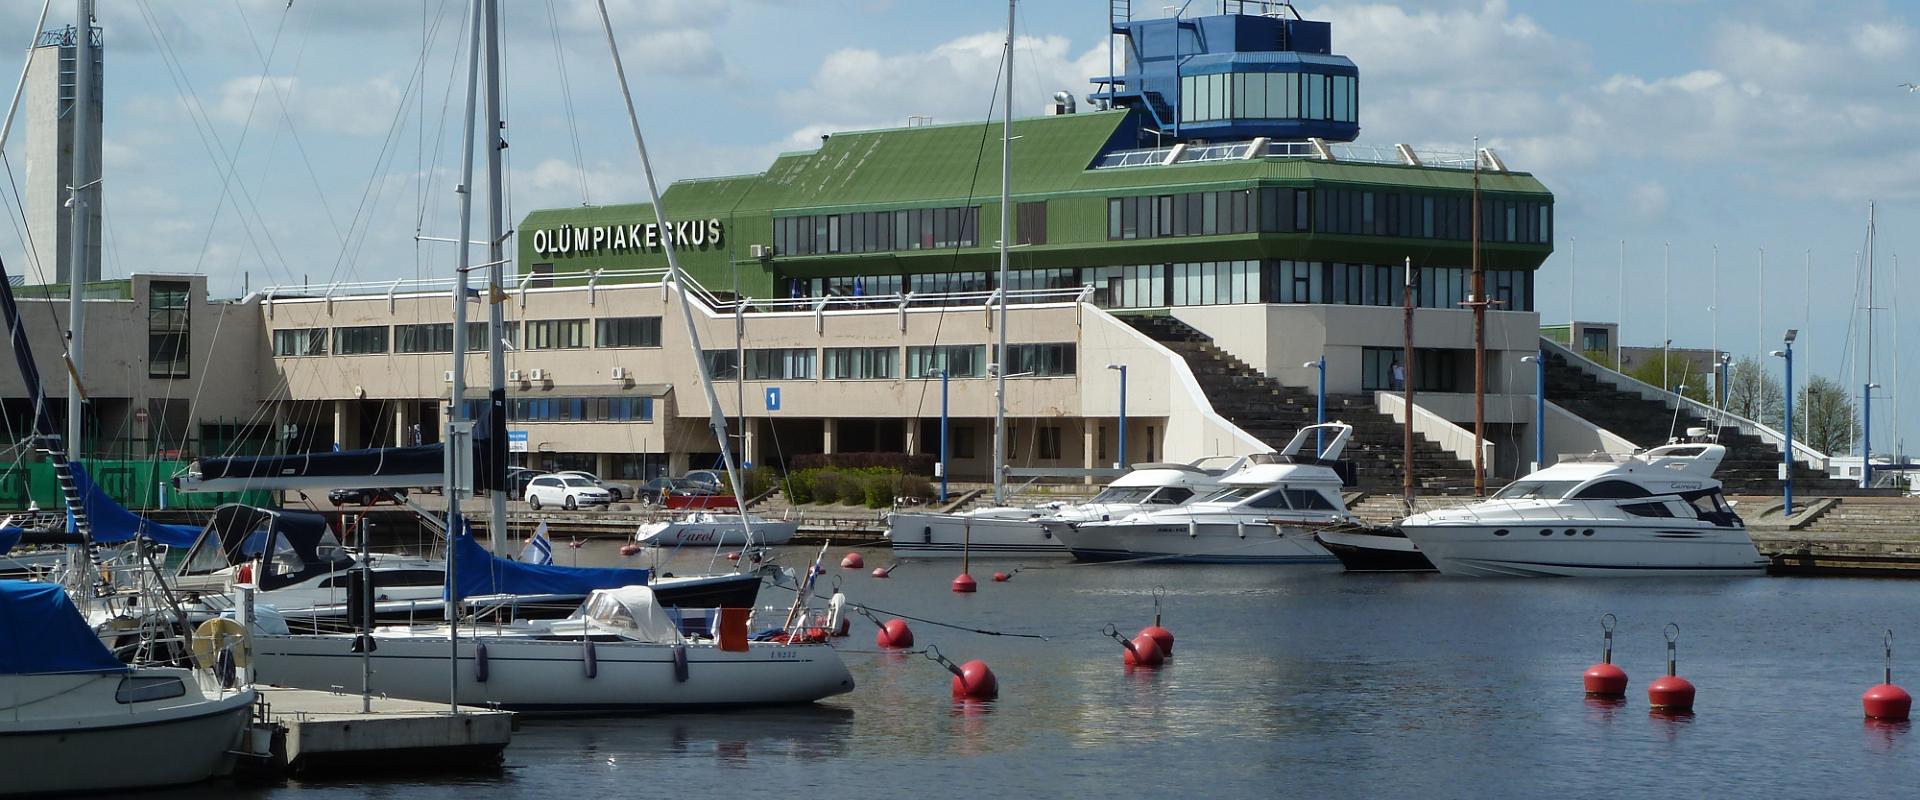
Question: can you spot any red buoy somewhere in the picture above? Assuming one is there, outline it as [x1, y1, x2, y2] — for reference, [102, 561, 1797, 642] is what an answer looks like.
[725, 551, 741, 561]
[952, 573, 977, 593]
[876, 619, 914, 649]
[1139, 626, 1175, 658]
[872, 566, 891, 579]
[1124, 633, 1165, 667]
[618, 543, 641, 557]
[952, 659, 999, 701]
[992, 571, 1010, 582]
[1583, 614, 1628, 698]
[1648, 623, 1695, 712]
[841, 552, 864, 569]
[1864, 630, 1912, 722]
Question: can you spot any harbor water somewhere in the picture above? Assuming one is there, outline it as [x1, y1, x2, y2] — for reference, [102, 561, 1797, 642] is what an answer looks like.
[190, 543, 1919, 797]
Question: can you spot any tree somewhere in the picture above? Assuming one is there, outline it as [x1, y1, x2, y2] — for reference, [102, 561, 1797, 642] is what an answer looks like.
[1724, 356, 1784, 423]
[1795, 375, 1858, 455]
[1624, 351, 1709, 404]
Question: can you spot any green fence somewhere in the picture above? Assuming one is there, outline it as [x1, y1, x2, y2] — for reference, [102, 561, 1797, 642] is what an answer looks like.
[0, 459, 276, 511]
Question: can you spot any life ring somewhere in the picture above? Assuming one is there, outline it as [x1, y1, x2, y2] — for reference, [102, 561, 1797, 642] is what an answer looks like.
[191, 617, 250, 671]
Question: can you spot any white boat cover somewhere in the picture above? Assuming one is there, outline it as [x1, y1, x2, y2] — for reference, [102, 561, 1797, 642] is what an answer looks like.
[580, 586, 685, 645]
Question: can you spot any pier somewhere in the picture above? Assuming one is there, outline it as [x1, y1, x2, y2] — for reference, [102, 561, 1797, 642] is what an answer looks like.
[253, 687, 513, 776]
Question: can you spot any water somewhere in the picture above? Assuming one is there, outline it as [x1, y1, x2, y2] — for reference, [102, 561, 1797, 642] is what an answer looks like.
[198, 544, 1920, 797]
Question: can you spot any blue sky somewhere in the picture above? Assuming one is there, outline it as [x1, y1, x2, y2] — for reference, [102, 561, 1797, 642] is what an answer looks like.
[0, 0, 1915, 453]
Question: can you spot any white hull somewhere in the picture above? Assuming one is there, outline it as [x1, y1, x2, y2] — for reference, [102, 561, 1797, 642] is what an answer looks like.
[1400, 522, 1769, 577]
[886, 510, 1068, 559]
[252, 631, 852, 713]
[635, 517, 796, 547]
[1050, 519, 1336, 564]
[0, 675, 254, 797]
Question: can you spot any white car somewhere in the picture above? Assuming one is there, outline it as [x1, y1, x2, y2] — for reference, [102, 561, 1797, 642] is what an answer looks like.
[525, 474, 612, 510]
[556, 470, 633, 502]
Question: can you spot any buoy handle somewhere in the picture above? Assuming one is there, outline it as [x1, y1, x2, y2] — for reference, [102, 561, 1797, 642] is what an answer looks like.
[1665, 623, 1680, 676]
[1600, 613, 1616, 664]
[1886, 629, 1896, 685]
[924, 644, 962, 677]
[1152, 585, 1167, 627]
[856, 606, 883, 628]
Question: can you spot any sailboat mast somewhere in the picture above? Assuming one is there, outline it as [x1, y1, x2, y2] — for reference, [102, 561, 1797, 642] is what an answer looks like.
[444, 0, 484, 714]
[991, 0, 1014, 506]
[1864, 201, 1875, 486]
[1401, 256, 1415, 511]
[482, 0, 508, 551]
[66, 0, 95, 466]
[1470, 137, 1485, 497]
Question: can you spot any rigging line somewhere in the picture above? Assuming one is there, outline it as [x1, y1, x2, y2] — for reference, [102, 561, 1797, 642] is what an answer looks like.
[130, 0, 294, 284]
[544, 0, 591, 206]
[235, 0, 346, 247]
[186, 0, 291, 277]
[417, 0, 469, 234]
[0, 153, 45, 284]
[762, 581, 1049, 640]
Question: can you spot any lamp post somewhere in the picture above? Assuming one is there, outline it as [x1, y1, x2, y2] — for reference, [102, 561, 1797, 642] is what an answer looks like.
[932, 368, 950, 503]
[1716, 353, 1732, 410]
[1864, 381, 1881, 489]
[1106, 363, 1128, 469]
[1772, 328, 1797, 516]
[1304, 357, 1326, 454]
[1521, 352, 1543, 471]
[1662, 338, 1673, 392]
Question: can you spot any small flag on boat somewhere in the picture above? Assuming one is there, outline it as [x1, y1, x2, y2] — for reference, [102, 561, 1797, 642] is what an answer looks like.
[490, 283, 511, 304]
[520, 522, 554, 565]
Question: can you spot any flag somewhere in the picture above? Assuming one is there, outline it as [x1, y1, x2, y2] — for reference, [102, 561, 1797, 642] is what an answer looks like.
[519, 521, 554, 565]
[489, 283, 511, 304]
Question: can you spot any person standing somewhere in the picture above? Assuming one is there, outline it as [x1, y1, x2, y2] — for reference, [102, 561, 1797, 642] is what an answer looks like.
[1390, 359, 1405, 391]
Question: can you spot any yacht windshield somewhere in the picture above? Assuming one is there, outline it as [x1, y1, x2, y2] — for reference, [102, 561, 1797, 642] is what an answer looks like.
[1493, 480, 1582, 500]
[1090, 486, 1155, 504]
[1200, 487, 1265, 504]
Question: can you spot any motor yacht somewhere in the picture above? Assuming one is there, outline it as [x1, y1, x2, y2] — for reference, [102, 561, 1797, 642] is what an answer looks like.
[1315, 526, 1436, 573]
[1397, 443, 1767, 577]
[1049, 424, 1355, 564]
[885, 457, 1240, 559]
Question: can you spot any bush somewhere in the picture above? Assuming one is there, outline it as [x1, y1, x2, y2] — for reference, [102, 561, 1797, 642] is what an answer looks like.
[860, 474, 893, 509]
[784, 468, 819, 505]
[895, 473, 934, 502]
[811, 470, 858, 506]
[789, 451, 935, 476]
[737, 466, 778, 500]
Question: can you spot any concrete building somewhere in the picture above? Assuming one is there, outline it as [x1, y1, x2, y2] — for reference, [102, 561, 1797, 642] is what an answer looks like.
[23, 25, 103, 284]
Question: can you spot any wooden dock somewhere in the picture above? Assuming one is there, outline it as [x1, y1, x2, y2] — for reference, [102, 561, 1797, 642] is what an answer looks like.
[1756, 530, 1920, 577]
[253, 687, 513, 776]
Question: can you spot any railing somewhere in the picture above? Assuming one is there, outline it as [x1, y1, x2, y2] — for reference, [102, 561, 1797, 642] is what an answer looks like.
[1093, 139, 1496, 172]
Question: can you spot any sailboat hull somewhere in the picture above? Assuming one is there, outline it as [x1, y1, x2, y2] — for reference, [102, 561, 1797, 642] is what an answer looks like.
[885, 510, 1069, 559]
[0, 675, 254, 797]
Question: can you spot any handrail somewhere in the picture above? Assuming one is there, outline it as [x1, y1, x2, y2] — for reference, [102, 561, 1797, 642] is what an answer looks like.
[1539, 337, 1829, 470]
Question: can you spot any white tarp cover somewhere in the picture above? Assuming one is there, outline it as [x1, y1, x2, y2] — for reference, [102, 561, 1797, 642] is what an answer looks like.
[582, 586, 685, 645]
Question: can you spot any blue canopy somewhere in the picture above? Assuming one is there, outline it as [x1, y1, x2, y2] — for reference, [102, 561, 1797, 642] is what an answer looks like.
[447, 523, 649, 603]
[0, 526, 18, 556]
[0, 580, 127, 674]
[71, 463, 200, 548]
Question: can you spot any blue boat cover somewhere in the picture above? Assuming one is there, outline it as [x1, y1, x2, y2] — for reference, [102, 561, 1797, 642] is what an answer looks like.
[0, 580, 127, 674]
[71, 463, 201, 548]
[447, 522, 648, 603]
[0, 526, 18, 555]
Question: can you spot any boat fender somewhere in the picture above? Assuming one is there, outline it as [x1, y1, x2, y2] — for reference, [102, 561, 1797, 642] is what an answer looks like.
[1236, 522, 1246, 539]
[583, 639, 598, 680]
[474, 641, 490, 683]
[673, 643, 690, 683]
[923, 526, 932, 544]
[1187, 520, 1199, 539]
[826, 592, 848, 637]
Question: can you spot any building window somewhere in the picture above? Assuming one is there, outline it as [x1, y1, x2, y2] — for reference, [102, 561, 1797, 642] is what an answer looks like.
[595, 316, 661, 348]
[702, 350, 739, 380]
[466, 322, 520, 352]
[1037, 425, 1063, 460]
[272, 328, 326, 357]
[950, 424, 977, 458]
[907, 344, 987, 379]
[395, 323, 454, 354]
[823, 347, 897, 380]
[525, 319, 590, 350]
[999, 343, 1076, 377]
[332, 326, 388, 355]
[510, 396, 653, 423]
[147, 280, 190, 378]
[744, 348, 815, 380]
[773, 206, 975, 255]
[1016, 201, 1047, 246]
[1581, 327, 1610, 355]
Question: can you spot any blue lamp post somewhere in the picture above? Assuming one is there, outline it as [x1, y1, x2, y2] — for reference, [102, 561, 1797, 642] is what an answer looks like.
[1522, 352, 1543, 471]
[933, 368, 950, 503]
[1304, 357, 1326, 455]
[1105, 363, 1128, 469]
[1863, 382, 1880, 489]
[1771, 329, 1797, 515]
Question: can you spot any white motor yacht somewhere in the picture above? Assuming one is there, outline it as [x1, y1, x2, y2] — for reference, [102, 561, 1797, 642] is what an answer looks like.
[1397, 443, 1768, 577]
[1050, 424, 1355, 564]
[250, 585, 853, 714]
[885, 457, 1240, 559]
[0, 581, 257, 797]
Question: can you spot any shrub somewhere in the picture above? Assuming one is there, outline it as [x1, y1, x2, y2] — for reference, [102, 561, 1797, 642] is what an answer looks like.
[861, 474, 893, 508]
[784, 468, 819, 505]
[738, 466, 778, 500]
[811, 471, 857, 506]
[789, 451, 936, 476]
[895, 473, 934, 502]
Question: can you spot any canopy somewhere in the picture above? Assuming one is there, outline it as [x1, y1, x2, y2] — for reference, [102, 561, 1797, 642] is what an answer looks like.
[0, 580, 127, 674]
[180, 404, 508, 493]
[181, 505, 350, 592]
[72, 463, 200, 548]
[448, 523, 649, 604]
[0, 526, 18, 556]
[580, 586, 685, 644]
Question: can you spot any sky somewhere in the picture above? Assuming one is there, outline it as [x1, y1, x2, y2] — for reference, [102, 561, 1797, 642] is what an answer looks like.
[0, 0, 1915, 453]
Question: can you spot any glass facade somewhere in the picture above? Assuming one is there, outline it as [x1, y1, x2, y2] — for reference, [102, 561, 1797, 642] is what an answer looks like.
[1180, 72, 1356, 124]
[332, 326, 388, 355]
[595, 316, 662, 348]
[907, 344, 987, 379]
[525, 319, 591, 350]
[773, 205, 980, 256]
[273, 328, 326, 357]
[147, 281, 190, 378]
[823, 347, 897, 380]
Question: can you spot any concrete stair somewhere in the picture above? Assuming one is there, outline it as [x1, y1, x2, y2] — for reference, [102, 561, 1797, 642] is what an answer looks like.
[1125, 315, 1489, 495]
[1541, 350, 1878, 497]
[1799, 498, 1920, 533]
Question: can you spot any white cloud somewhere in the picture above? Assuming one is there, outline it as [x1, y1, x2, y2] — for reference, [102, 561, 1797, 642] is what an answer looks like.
[212, 75, 403, 137]
[1629, 181, 1670, 219]
[781, 31, 1106, 133]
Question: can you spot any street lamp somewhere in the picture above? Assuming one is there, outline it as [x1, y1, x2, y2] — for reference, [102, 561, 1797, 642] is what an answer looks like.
[1105, 363, 1128, 469]
[1716, 353, 1732, 410]
[1771, 327, 1797, 516]
[1663, 338, 1673, 392]
[1304, 357, 1326, 455]
[1521, 352, 1543, 471]
[1864, 381, 1882, 489]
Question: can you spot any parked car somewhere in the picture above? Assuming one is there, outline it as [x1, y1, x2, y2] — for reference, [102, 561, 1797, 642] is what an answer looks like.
[525, 474, 612, 510]
[556, 470, 633, 502]
[637, 477, 718, 504]
[327, 487, 407, 506]
[504, 467, 545, 498]
[680, 470, 725, 492]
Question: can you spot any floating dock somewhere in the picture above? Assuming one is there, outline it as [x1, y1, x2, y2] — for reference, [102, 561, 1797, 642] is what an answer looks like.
[253, 687, 513, 776]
